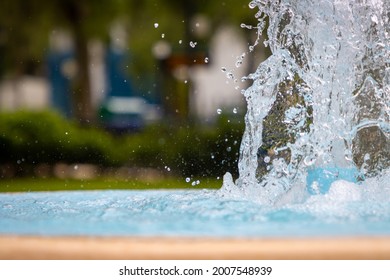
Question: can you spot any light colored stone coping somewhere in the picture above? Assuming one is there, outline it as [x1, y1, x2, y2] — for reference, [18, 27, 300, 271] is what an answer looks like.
[0, 236, 389, 260]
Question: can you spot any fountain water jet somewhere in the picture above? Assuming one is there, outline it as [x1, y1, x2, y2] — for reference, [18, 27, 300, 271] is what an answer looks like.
[222, 0, 390, 205]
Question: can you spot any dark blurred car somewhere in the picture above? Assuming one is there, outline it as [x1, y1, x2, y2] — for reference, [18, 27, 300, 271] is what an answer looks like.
[99, 96, 160, 133]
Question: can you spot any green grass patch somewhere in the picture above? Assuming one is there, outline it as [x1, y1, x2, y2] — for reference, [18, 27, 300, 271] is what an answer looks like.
[0, 177, 223, 193]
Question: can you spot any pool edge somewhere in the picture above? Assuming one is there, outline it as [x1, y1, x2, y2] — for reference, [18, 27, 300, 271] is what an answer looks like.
[0, 235, 389, 260]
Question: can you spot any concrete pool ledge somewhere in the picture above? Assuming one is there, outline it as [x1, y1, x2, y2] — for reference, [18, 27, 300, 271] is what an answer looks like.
[0, 236, 390, 260]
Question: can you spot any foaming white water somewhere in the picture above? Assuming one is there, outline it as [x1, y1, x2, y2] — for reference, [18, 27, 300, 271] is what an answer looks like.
[221, 0, 390, 205]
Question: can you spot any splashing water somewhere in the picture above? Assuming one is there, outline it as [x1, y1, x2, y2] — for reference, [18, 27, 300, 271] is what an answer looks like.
[222, 0, 390, 205]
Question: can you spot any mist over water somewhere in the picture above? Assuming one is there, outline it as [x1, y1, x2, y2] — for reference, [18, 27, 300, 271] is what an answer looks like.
[222, 0, 390, 205]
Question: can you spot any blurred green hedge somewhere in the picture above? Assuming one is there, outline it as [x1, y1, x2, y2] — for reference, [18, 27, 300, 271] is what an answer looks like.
[0, 110, 244, 178]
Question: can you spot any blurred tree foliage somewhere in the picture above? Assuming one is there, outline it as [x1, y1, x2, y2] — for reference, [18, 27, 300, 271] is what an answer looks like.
[0, 0, 259, 122]
[0, 110, 244, 178]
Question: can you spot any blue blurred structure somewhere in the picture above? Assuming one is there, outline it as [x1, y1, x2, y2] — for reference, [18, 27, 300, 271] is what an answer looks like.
[47, 51, 73, 118]
[99, 47, 160, 132]
[105, 47, 134, 98]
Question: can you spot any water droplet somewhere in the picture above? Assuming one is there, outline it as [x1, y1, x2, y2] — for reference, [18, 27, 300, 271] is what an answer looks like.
[154, 23, 159, 28]
[240, 23, 253, 29]
[264, 156, 271, 163]
[217, 109, 222, 114]
[226, 72, 235, 80]
[191, 181, 196, 186]
[249, 1, 257, 9]
[204, 57, 209, 63]
[74, 165, 79, 170]
[227, 147, 232, 152]
[189, 41, 197, 48]
[161, 33, 165, 38]
[185, 177, 191, 183]
[233, 108, 238, 114]
[184, 80, 188, 84]
[179, 40, 182, 44]
[196, 180, 200, 185]
[221, 67, 227, 72]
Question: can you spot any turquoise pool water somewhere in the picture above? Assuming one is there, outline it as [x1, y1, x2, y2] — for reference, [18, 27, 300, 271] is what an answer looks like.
[1, 183, 389, 237]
